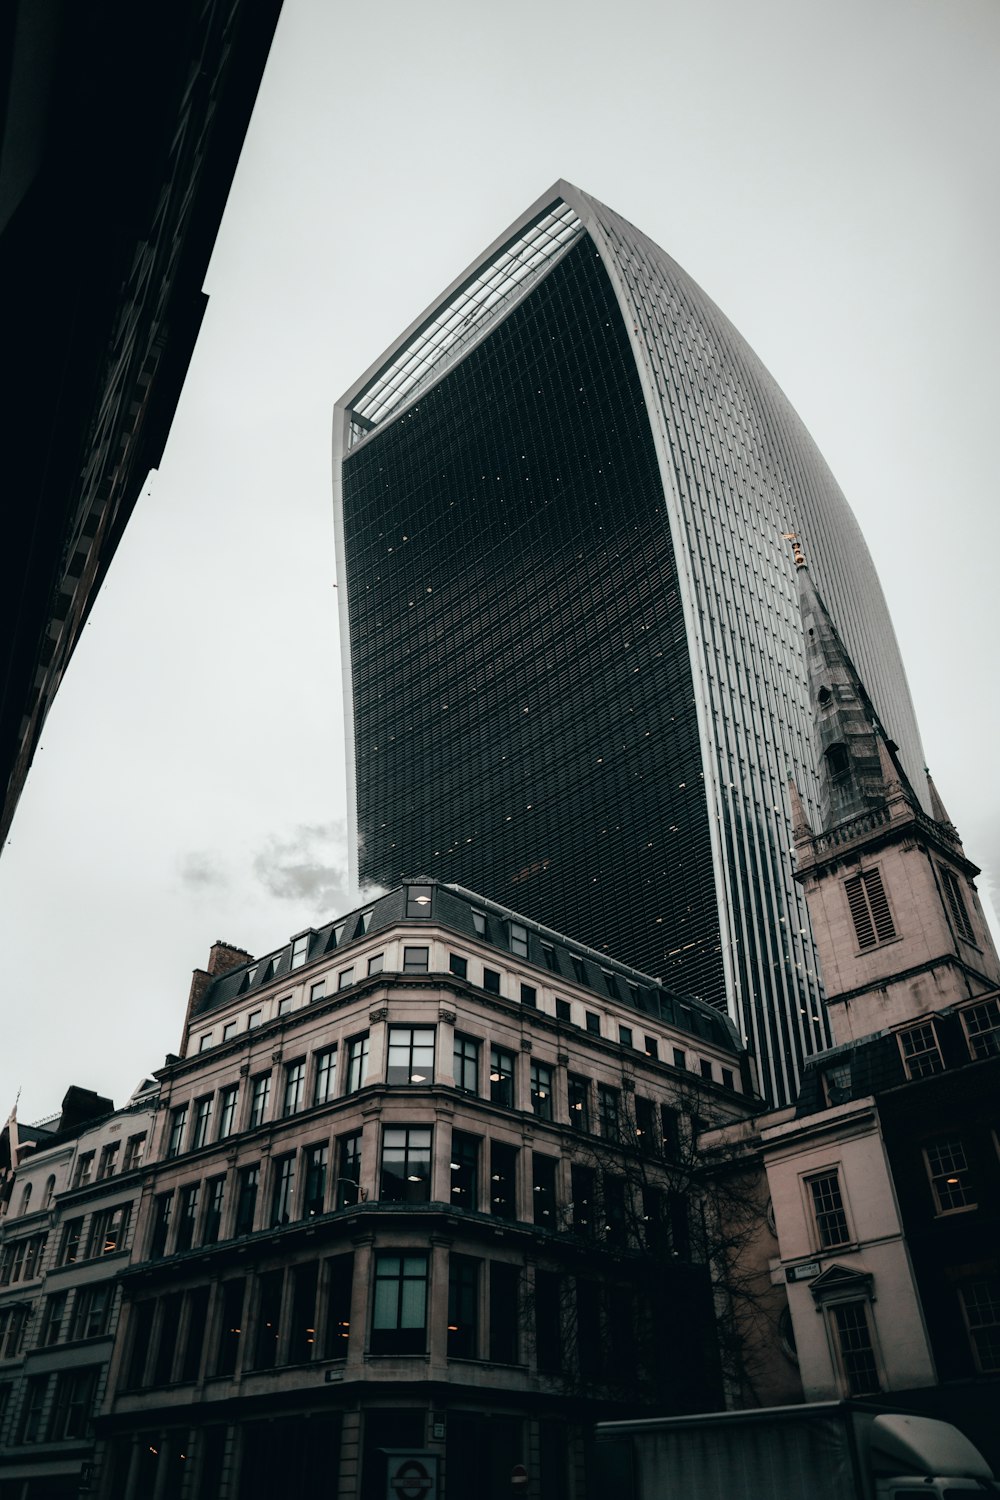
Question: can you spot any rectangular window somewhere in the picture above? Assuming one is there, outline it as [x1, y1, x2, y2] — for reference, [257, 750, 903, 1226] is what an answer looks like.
[71, 1285, 112, 1341]
[371, 1253, 428, 1354]
[520, 983, 537, 1008]
[572, 957, 587, 984]
[845, 868, 896, 949]
[291, 934, 310, 969]
[530, 1061, 553, 1121]
[381, 1126, 432, 1202]
[367, 952, 384, 976]
[660, 1105, 680, 1158]
[357, 908, 374, 935]
[50, 1366, 98, 1441]
[271, 1155, 297, 1225]
[215, 1278, 246, 1377]
[252, 1269, 284, 1370]
[567, 1074, 590, 1131]
[150, 1195, 172, 1258]
[808, 1170, 850, 1248]
[898, 1022, 943, 1079]
[288, 1261, 319, 1364]
[941, 867, 975, 942]
[448, 1255, 479, 1359]
[283, 1060, 306, 1117]
[490, 1047, 515, 1109]
[572, 1164, 595, 1236]
[202, 1177, 225, 1245]
[223, 1019, 239, 1040]
[175, 1186, 199, 1253]
[337, 1132, 362, 1208]
[19, 1374, 48, 1442]
[387, 1026, 436, 1085]
[585, 1011, 601, 1036]
[304, 1143, 328, 1217]
[249, 1074, 271, 1129]
[338, 966, 355, 990]
[123, 1132, 146, 1171]
[532, 1153, 558, 1227]
[0, 1306, 26, 1359]
[831, 1300, 880, 1395]
[324, 1254, 354, 1357]
[277, 995, 294, 1016]
[153, 1294, 182, 1384]
[61, 1217, 84, 1265]
[41, 1291, 67, 1346]
[88, 1204, 130, 1258]
[962, 997, 1000, 1060]
[346, 1034, 369, 1092]
[450, 1132, 479, 1211]
[125, 1302, 154, 1388]
[199, 1033, 213, 1052]
[248, 1009, 263, 1029]
[74, 1151, 95, 1187]
[450, 953, 468, 979]
[98, 1142, 120, 1180]
[618, 1024, 633, 1048]
[453, 1034, 480, 1094]
[483, 966, 501, 994]
[310, 978, 326, 1003]
[534, 1270, 561, 1373]
[217, 1085, 239, 1140]
[489, 1262, 519, 1364]
[234, 1165, 259, 1236]
[191, 1096, 213, 1149]
[642, 1186, 668, 1253]
[490, 1141, 518, 1220]
[472, 909, 487, 937]
[721, 1067, 735, 1090]
[644, 1035, 659, 1059]
[541, 943, 558, 972]
[603, 1174, 627, 1247]
[924, 1138, 975, 1213]
[403, 945, 429, 974]
[672, 1047, 686, 1069]
[22, 1234, 46, 1280]
[602, 971, 619, 998]
[180, 1286, 210, 1382]
[597, 1084, 620, 1141]
[634, 1096, 656, 1153]
[314, 1046, 337, 1105]
[504, 919, 528, 957]
[406, 884, 434, 918]
[700, 1059, 714, 1081]
[958, 1278, 1000, 1372]
[555, 998, 571, 1021]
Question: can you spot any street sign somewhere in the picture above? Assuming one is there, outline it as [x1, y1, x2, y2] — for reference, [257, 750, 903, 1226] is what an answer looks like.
[386, 1451, 438, 1500]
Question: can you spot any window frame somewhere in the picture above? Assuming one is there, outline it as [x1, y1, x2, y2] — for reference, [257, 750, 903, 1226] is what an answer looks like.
[805, 1168, 852, 1250]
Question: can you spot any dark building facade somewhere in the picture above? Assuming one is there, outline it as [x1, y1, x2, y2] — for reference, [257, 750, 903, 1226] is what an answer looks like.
[334, 181, 928, 1106]
[0, 0, 282, 848]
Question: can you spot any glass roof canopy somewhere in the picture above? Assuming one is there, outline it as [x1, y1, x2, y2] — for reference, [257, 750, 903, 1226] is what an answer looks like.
[347, 200, 584, 447]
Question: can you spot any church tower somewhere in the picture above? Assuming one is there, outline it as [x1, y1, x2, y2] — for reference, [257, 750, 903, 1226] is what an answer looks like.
[787, 539, 1000, 1045]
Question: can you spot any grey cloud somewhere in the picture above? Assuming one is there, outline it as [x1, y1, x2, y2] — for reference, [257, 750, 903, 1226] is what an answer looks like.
[178, 851, 228, 891]
[252, 821, 350, 913]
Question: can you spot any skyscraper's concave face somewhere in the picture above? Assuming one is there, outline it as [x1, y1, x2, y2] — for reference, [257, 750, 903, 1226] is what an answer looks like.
[333, 182, 925, 1105]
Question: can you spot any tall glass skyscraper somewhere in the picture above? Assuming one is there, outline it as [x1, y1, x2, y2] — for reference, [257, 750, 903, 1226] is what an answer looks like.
[333, 182, 926, 1104]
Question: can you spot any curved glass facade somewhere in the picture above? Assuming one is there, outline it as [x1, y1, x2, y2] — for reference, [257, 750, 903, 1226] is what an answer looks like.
[334, 183, 926, 1105]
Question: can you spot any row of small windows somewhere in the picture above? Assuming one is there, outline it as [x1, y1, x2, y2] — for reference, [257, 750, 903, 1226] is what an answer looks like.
[166, 1025, 724, 1163]
[0, 1278, 117, 1367]
[197, 943, 737, 1089]
[0, 1203, 131, 1300]
[147, 1113, 692, 1259]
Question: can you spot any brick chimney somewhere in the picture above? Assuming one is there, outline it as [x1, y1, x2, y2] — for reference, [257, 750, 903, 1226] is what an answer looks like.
[181, 941, 254, 1048]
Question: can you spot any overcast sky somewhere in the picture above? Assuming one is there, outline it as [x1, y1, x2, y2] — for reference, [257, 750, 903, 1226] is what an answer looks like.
[3, 0, 998, 1124]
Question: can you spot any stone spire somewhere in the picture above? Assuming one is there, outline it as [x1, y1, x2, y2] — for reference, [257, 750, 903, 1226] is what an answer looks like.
[925, 767, 959, 837]
[791, 538, 915, 831]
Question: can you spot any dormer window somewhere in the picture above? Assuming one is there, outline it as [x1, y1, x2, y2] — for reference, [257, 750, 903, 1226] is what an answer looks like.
[290, 935, 310, 969]
[406, 884, 433, 918]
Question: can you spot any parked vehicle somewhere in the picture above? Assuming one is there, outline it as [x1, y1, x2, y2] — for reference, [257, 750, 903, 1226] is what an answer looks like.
[594, 1401, 998, 1500]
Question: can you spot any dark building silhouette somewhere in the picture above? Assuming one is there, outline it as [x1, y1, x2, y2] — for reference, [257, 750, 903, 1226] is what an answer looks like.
[334, 181, 928, 1105]
[0, 0, 282, 849]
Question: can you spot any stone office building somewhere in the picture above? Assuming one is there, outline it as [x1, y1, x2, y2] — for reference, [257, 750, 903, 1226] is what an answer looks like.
[93, 880, 766, 1499]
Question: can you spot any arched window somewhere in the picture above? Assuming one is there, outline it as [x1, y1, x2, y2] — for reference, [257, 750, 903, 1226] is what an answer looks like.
[19, 1183, 32, 1215]
[44, 1176, 56, 1209]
